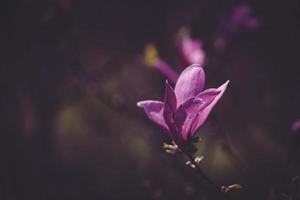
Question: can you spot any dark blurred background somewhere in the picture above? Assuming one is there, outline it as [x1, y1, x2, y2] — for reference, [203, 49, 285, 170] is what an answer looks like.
[0, 0, 299, 199]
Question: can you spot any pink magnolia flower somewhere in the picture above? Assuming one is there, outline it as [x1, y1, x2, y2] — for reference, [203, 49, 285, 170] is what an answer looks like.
[137, 64, 229, 148]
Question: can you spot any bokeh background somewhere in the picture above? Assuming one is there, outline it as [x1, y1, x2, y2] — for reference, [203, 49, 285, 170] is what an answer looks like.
[1, 0, 299, 199]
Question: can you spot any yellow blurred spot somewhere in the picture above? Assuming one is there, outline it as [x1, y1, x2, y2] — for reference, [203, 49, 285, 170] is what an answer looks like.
[56, 105, 84, 135]
[129, 137, 151, 160]
[211, 145, 233, 173]
[102, 79, 119, 93]
[144, 43, 159, 66]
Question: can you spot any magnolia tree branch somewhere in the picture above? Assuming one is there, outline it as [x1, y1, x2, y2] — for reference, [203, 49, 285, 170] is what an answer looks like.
[184, 152, 232, 200]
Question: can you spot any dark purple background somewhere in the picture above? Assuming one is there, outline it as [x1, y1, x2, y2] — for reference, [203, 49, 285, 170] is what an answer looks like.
[1, 0, 299, 199]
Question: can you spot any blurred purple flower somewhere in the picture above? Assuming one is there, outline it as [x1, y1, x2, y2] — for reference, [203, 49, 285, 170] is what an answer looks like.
[144, 44, 179, 83]
[215, 4, 260, 49]
[144, 32, 206, 84]
[137, 64, 229, 147]
[291, 119, 300, 132]
[225, 4, 260, 33]
[180, 34, 206, 66]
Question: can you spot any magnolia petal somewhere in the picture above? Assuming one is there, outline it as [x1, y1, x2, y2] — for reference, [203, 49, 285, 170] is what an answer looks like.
[137, 100, 169, 131]
[163, 80, 177, 112]
[196, 88, 221, 105]
[174, 98, 205, 141]
[174, 64, 205, 104]
[162, 81, 178, 140]
[191, 80, 230, 134]
[172, 105, 187, 146]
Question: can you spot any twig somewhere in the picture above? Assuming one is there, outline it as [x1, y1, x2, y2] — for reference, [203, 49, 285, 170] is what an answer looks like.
[184, 152, 232, 200]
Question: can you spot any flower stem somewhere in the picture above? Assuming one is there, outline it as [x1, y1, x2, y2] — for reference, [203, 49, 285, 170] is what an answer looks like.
[184, 152, 232, 200]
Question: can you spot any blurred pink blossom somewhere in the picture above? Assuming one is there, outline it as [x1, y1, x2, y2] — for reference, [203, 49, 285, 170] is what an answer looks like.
[180, 34, 206, 66]
[215, 4, 261, 49]
[144, 44, 178, 83]
[291, 119, 300, 132]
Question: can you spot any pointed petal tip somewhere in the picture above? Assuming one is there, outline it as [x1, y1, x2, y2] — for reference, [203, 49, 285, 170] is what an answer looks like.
[164, 80, 177, 110]
[137, 101, 148, 108]
[213, 80, 230, 98]
[216, 80, 230, 91]
[165, 79, 174, 90]
[220, 80, 230, 89]
[137, 102, 142, 107]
